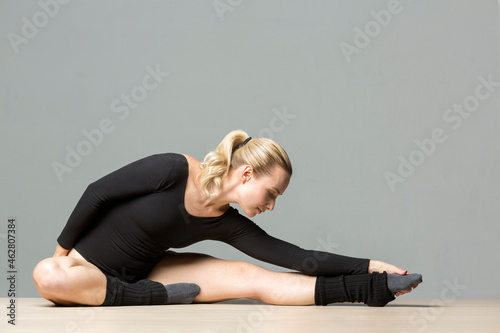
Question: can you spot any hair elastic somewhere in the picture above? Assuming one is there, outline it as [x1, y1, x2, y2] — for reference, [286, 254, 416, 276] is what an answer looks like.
[236, 137, 252, 151]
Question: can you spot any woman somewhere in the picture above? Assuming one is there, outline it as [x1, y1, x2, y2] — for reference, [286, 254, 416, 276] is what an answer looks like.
[33, 130, 422, 307]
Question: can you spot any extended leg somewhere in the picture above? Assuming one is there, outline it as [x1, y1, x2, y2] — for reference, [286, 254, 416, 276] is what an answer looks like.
[147, 251, 420, 306]
[147, 251, 316, 305]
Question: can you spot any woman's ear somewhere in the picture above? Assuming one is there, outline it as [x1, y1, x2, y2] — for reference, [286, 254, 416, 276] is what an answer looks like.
[241, 165, 253, 184]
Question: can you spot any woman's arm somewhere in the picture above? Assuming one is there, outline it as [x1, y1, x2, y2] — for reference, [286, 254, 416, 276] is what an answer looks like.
[223, 215, 408, 277]
[53, 243, 70, 257]
[57, 153, 178, 250]
[223, 220, 369, 276]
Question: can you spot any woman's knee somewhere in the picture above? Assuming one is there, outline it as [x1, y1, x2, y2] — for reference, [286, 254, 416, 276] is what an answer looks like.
[233, 261, 262, 277]
[33, 258, 68, 296]
[231, 261, 266, 296]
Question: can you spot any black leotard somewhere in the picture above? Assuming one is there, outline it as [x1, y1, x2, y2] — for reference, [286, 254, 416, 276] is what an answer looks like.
[57, 153, 369, 282]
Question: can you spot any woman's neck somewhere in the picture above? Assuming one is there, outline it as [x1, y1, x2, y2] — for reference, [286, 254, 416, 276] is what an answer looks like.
[190, 162, 235, 214]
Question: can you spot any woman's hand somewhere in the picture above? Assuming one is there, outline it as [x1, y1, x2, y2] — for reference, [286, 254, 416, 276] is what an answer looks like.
[53, 244, 70, 257]
[368, 260, 407, 275]
[368, 260, 415, 296]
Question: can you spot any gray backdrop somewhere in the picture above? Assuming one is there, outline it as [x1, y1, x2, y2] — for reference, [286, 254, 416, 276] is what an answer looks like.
[1, 0, 499, 300]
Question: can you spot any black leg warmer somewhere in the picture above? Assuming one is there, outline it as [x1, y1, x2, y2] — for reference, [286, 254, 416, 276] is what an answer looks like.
[314, 272, 395, 307]
[101, 275, 169, 306]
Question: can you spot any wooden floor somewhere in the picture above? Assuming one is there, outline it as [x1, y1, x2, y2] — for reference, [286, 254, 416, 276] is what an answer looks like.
[1, 298, 499, 332]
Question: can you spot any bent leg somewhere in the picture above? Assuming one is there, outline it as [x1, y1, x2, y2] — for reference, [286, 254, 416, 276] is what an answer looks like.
[33, 254, 106, 306]
[147, 251, 316, 305]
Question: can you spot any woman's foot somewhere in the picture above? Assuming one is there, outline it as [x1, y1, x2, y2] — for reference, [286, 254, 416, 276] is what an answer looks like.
[164, 283, 201, 304]
[386, 273, 422, 295]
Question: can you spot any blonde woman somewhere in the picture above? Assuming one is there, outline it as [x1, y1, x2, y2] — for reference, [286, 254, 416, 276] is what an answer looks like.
[33, 130, 422, 307]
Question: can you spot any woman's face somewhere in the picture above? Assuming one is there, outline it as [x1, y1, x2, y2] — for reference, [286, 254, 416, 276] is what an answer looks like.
[237, 165, 290, 218]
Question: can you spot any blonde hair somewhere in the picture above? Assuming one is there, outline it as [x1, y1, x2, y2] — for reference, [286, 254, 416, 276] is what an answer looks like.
[199, 130, 292, 198]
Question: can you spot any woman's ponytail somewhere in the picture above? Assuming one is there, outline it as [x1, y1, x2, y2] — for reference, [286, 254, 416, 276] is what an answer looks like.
[199, 130, 249, 198]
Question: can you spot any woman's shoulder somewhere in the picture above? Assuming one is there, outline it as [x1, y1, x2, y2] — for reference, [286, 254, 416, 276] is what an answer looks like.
[145, 153, 194, 166]
[179, 154, 202, 176]
[139, 153, 192, 179]
[180, 154, 200, 167]
[222, 207, 267, 234]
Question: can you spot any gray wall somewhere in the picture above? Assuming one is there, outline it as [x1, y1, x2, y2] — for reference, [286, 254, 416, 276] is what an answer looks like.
[1, 0, 498, 300]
